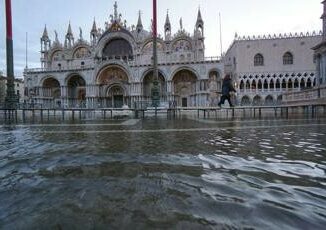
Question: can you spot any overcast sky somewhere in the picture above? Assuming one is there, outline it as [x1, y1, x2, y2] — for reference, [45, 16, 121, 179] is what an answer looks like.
[0, 0, 322, 77]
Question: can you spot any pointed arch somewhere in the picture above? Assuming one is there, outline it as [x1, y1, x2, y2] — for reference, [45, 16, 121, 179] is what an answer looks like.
[288, 78, 293, 89]
[307, 78, 312, 88]
[263, 79, 268, 90]
[270, 79, 275, 90]
[281, 79, 287, 89]
[300, 78, 305, 89]
[258, 79, 263, 90]
[265, 95, 274, 105]
[294, 78, 299, 88]
[275, 79, 281, 89]
[253, 95, 262, 106]
[241, 96, 251, 106]
[240, 80, 245, 90]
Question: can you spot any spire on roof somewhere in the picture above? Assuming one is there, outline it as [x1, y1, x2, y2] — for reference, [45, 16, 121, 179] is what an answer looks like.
[136, 10, 143, 32]
[42, 25, 49, 39]
[196, 7, 204, 26]
[91, 18, 97, 33]
[66, 21, 73, 36]
[65, 21, 74, 48]
[164, 10, 171, 28]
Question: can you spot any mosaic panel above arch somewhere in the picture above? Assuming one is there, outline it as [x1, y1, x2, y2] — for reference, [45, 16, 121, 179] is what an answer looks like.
[172, 39, 192, 52]
[51, 50, 64, 62]
[73, 47, 92, 59]
[142, 41, 164, 54]
[97, 66, 129, 85]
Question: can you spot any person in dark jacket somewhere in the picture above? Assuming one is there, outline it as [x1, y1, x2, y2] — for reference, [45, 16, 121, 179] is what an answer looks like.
[218, 75, 236, 107]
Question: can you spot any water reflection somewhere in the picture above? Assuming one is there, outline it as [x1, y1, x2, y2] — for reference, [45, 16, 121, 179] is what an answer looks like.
[0, 117, 325, 229]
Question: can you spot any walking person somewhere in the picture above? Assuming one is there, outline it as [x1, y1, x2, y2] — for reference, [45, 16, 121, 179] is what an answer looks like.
[218, 74, 236, 107]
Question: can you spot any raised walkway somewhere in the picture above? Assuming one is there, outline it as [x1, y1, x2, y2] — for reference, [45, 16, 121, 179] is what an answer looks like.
[1, 103, 326, 122]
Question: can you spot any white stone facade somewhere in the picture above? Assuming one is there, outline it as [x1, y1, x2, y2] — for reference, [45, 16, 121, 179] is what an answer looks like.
[24, 2, 223, 109]
[225, 32, 322, 105]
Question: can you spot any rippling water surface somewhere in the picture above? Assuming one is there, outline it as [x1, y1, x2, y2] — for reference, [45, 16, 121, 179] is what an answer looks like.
[0, 117, 326, 229]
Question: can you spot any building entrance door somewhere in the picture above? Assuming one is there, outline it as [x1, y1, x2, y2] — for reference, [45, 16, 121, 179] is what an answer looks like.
[107, 85, 125, 108]
[114, 95, 124, 108]
[182, 98, 187, 107]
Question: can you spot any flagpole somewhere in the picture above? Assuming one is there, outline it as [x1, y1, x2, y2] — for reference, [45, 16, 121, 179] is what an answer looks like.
[151, 0, 160, 107]
[26, 32, 28, 69]
[5, 0, 16, 109]
[219, 13, 223, 57]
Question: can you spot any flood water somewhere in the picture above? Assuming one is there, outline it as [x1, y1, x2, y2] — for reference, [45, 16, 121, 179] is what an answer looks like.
[0, 117, 326, 229]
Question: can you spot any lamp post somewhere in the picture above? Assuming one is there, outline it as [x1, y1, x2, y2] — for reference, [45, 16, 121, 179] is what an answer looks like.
[5, 0, 17, 109]
[151, 0, 160, 107]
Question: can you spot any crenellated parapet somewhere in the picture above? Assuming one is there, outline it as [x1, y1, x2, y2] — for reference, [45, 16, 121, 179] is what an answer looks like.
[235, 30, 322, 41]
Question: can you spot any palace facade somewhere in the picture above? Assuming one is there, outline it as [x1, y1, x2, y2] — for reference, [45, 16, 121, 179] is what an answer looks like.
[24, 2, 223, 108]
[224, 32, 322, 106]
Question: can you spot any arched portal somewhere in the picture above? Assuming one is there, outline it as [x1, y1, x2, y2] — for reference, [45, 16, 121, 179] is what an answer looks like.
[106, 84, 125, 108]
[43, 77, 61, 98]
[42, 77, 61, 108]
[142, 71, 166, 100]
[67, 75, 86, 107]
[172, 69, 197, 107]
[96, 65, 130, 108]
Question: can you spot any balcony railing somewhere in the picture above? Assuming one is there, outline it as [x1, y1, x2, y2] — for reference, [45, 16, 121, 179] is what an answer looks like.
[25, 54, 223, 74]
[25, 64, 94, 74]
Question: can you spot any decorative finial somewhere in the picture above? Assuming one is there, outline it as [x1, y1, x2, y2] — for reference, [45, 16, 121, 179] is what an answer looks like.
[114, 1, 118, 20]
[54, 30, 58, 42]
[79, 27, 83, 40]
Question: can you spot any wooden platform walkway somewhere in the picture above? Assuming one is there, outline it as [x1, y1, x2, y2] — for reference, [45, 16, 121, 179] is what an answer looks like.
[194, 104, 326, 119]
[0, 103, 326, 122]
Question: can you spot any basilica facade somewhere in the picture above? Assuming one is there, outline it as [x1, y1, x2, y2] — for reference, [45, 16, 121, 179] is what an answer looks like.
[24, 2, 223, 108]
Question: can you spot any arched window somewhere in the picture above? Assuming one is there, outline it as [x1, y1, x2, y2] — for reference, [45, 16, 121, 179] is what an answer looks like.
[263, 79, 268, 89]
[283, 52, 293, 65]
[240, 80, 245, 90]
[254, 54, 264, 66]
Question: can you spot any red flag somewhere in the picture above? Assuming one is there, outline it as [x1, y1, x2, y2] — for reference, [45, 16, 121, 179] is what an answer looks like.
[152, 0, 157, 37]
[6, 0, 13, 39]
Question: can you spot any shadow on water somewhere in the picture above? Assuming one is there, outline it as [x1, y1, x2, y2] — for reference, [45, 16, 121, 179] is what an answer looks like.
[0, 116, 326, 229]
